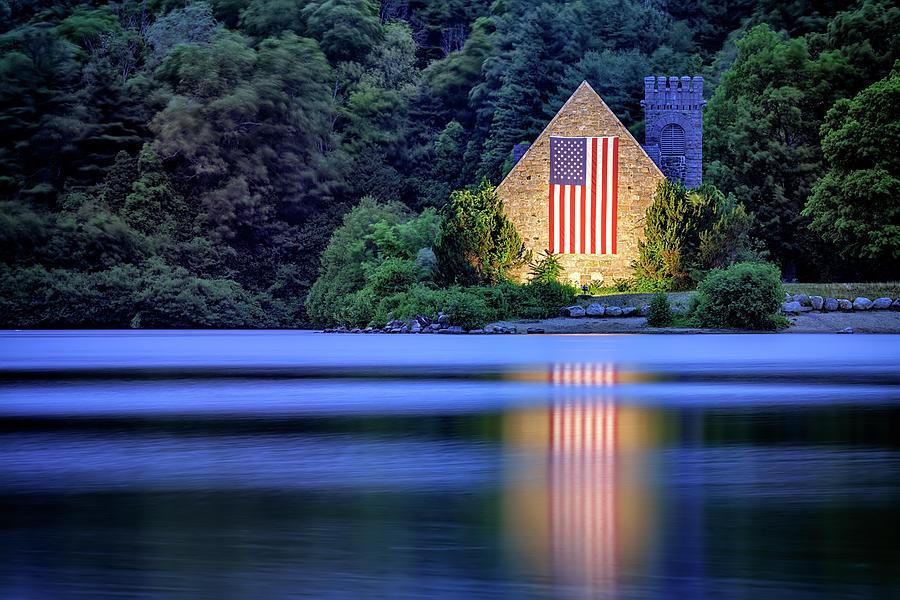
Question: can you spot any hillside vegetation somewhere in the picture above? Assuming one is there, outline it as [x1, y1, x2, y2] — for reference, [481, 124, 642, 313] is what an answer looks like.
[0, 0, 897, 327]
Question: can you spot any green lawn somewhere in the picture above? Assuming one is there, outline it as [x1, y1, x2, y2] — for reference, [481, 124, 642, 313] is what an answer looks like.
[575, 282, 900, 309]
[783, 282, 900, 300]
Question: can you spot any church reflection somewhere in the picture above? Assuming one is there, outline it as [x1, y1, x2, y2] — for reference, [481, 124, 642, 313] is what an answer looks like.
[503, 363, 665, 599]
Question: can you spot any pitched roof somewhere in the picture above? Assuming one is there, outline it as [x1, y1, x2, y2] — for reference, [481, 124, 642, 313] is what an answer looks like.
[498, 80, 663, 189]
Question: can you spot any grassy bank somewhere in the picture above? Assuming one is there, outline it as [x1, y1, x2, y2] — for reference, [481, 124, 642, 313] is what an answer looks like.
[783, 282, 900, 299]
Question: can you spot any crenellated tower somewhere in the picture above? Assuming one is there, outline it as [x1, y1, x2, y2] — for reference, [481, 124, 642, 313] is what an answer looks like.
[641, 76, 705, 189]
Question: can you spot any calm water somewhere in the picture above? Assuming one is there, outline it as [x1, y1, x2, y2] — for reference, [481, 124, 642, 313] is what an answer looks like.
[1, 331, 899, 599]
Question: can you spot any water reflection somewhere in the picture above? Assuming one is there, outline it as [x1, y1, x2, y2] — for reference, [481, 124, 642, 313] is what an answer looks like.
[504, 364, 660, 598]
[2, 335, 900, 599]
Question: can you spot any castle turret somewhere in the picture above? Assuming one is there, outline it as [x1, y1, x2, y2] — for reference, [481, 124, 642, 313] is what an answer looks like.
[641, 76, 705, 188]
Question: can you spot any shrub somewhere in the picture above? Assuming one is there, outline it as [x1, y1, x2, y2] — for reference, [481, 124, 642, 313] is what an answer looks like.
[340, 288, 376, 328]
[528, 250, 564, 283]
[519, 280, 577, 318]
[444, 291, 490, 330]
[646, 292, 673, 327]
[374, 286, 445, 325]
[690, 262, 785, 330]
[367, 257, 418, 298]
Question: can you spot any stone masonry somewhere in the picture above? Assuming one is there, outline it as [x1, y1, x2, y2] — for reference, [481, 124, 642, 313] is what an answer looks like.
[497, 81, 665, 286]
[641, 76, 705, 189]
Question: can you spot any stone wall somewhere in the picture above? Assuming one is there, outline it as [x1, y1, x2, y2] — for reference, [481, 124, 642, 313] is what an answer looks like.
[497, 81, 665, 286]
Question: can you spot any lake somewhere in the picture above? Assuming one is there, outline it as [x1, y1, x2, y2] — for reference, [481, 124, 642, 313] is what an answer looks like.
[1, 331, 899, 599]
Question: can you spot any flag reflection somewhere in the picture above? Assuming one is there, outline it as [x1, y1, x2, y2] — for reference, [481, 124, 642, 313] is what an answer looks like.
[550, 395, 619, 594]
[504, 363, 660, 599]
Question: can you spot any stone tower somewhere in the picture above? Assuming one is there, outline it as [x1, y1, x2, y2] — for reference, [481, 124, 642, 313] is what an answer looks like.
[641, 76, 705, 189]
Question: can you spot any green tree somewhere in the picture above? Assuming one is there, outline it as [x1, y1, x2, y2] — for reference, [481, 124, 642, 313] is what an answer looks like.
[803, 65, 900, 260]
[434, 178, 527, 285]
[306, 197, 409, 326]
[302, 0, 381, 63]
[704, 24, 822, 279]
[633, 180, 755, 291]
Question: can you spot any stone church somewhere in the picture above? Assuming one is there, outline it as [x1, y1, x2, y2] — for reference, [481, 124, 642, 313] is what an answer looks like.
[497, 77, 704, 286]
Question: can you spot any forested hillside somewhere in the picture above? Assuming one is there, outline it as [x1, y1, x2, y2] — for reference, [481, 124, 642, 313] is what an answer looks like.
[1, 0, 897, 327]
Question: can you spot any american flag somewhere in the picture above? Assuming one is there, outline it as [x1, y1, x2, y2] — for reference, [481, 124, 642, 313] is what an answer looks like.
[549, 136, 619, 254]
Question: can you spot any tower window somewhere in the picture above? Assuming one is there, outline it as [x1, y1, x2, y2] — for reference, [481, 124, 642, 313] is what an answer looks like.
[660, 124, 685, 155]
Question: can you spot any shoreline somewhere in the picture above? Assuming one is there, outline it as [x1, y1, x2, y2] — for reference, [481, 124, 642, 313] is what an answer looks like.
[486, 311, 900, 334]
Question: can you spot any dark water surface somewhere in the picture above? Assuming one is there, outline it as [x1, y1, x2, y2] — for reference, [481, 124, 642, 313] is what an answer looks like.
[1, 331, 899, 599]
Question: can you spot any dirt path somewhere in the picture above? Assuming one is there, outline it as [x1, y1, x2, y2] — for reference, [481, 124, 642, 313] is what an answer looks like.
[487, 311, 900, 334]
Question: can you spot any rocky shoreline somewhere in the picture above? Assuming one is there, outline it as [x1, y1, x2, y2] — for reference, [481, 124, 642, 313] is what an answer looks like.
[319, 294, 900, 335]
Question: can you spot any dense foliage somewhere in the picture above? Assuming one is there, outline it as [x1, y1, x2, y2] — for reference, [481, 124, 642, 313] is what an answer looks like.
[705, 1, 900, 279]
[803, 64, 900, 261]
[305, 196, 440, 327]
[632, 180, 755, 291]
[307, 185, 575, 329]
[0, 0, 896, 327]
[433, 178, 526, 286]
[690, 262, 785, 330]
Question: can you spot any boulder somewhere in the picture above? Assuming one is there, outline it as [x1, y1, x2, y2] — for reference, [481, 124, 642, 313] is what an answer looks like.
[468, 329, 486, 334]
[409, 321, 422, 333]
[448, 325, 465, 334]
[852, 297, 873, 311]
[622, 306, 637, 317]
[892, 299, 900, 311]
[561, 305, 586, 318]
[823, 297, 838, 312]
[838, 327, 854, 334]
[810, 296, 824, 310]
[640, 305, 651, 316]
[784, 292, 793, 302]
[792, 293, 810, 306]
[585, 303, 605, 317]
[837, 299, 853, 311]
[872, 297, 892, 310]
[605, 306, 623, 317]
[781, 301, 802, 315]
[526, 327, 545, 334]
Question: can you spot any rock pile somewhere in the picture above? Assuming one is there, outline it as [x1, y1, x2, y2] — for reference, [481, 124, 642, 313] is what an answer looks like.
[781, 294, 900, 315]
[321, 311, 518, 334]
[561, 303, 649, 318]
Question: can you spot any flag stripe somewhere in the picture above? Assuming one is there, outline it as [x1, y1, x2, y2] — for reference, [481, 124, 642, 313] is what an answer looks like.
[569, 185, 576, 254]
[580, 181, 586, 254]
[600, 138, 608, 254]
[611, 137, 619, 254]
[590, 138, 597, 254]
[549, 185, 555, 253]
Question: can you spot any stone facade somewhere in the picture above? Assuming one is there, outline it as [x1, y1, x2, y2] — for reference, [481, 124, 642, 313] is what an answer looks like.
[641, 76, 705, 189]
[497, 81, 665, 286]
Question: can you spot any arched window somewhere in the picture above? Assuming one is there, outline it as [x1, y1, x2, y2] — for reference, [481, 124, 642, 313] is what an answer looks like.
[660, 124, 685, 155]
